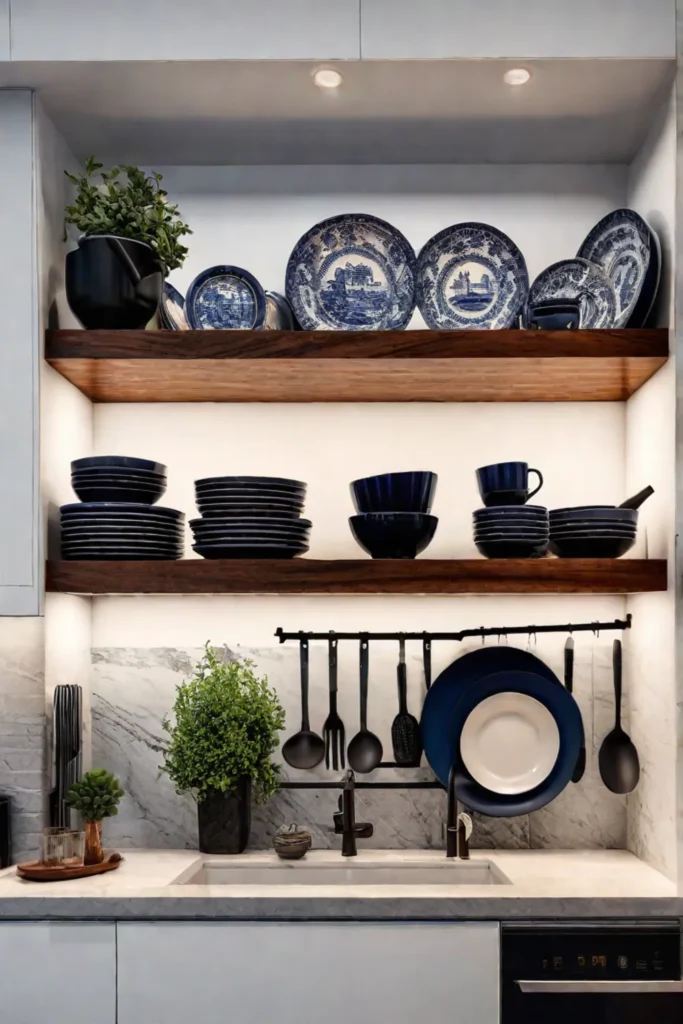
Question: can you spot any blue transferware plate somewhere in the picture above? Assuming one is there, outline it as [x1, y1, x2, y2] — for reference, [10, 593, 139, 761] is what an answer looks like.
[421, 646, 561, 788]
[577, 209, 659, 328]
[161, 282, 189, 330]
[417, 222, 529, 330]
[186, 266, 267, 330]
[529, 258, 617, 329]
[449, 670, 582, 815]
[285, 213, 416, 331]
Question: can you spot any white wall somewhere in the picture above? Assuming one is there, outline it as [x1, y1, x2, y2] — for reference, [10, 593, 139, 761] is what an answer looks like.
[625, 85, 677, 879]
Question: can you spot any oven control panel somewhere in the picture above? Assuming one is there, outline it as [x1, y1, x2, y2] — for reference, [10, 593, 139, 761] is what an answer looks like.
[502, 929, 681, 981]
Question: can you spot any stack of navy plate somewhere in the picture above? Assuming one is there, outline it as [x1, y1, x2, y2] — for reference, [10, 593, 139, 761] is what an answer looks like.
[473, 506, 549, 559]
[61, 457, 184, 561]
[190, 476, 311, 559]
[549, 506, 638, 559]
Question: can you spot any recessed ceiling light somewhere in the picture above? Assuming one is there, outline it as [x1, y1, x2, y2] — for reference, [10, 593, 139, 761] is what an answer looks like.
[503, 67, 531, 87]
[313, 68, 343, 90]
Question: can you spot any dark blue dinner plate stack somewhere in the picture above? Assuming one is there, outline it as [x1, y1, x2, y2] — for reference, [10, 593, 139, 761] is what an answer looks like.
[190, 476, 311, 559]
[549, 505, 638, 559]
[473, 506, 549, 559]
[61, 457, 184, 560]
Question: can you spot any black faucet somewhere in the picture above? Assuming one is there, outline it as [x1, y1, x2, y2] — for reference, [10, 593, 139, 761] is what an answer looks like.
[333, 769, 374, 857]
[446, 765, 471, 860]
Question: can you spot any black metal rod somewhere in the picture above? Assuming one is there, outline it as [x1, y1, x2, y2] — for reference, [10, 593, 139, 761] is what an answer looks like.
[275, 615, 631, 644]
[281, 781, 443, 790]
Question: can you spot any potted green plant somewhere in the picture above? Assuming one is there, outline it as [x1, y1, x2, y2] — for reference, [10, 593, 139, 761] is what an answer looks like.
[64, 156, 192, 329]
[161, 645, 285, 854]
[66, 768, 125, 865]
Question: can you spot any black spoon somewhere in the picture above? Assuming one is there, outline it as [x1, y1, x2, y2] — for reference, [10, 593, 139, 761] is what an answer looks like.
[347, 637, 383, 773]
[598, 639, 640, 794]
[282, 638, 325, 770]
[564, 638, 586, 784]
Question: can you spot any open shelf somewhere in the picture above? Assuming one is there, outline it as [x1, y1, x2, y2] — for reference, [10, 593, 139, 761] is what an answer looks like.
[45, 329, 668, 403]
[46, 559, 667, 596]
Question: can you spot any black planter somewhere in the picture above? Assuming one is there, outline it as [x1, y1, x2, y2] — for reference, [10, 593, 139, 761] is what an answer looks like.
[197, 779, 252, 854]
[66, 235, 162, 329]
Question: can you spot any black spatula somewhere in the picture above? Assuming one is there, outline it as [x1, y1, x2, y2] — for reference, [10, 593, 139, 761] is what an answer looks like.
[391, 639, 422, 766]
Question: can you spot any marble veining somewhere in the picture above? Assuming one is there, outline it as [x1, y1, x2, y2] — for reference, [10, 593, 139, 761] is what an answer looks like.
[92, 641, 626, 854]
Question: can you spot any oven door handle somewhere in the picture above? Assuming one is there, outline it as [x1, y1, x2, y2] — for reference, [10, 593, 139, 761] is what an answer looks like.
[516, 980, 683, 994]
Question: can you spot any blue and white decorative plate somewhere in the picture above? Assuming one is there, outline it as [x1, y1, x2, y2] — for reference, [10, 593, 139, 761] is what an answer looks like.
[285, 214, 416, 331]
[416, 222, 529, 330]
[186, 266, 267, 330]
[161, 282, 189, 330]
[529, 258, 617, 329]
[578, 209, 657, 328]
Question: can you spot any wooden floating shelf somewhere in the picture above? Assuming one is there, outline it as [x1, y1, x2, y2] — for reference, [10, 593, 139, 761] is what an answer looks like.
[45, 328, 669, 403]
[46, 559, 667, 596]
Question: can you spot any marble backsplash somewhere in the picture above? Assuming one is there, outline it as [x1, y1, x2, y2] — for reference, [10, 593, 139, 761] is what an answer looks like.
[91, 639, 627, 852]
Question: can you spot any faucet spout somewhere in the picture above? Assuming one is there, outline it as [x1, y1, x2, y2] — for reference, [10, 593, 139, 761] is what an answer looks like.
[341, 769, 357, 857]
[446, 765, 471, 860]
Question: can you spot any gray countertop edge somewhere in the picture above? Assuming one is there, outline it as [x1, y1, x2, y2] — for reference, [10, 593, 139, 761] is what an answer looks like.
[1, 896, 681, 921]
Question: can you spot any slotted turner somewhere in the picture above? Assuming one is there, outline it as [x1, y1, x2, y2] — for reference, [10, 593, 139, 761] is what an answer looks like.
[391, 639, 422, 766]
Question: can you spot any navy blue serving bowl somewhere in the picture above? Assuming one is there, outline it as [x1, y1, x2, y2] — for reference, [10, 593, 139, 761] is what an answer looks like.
[71, 456, 167, 475]
[349, 512, 438, 559]
[72, 481, 166, 504]
[475, 539, 548, 559]
[350, 471, 437, 514]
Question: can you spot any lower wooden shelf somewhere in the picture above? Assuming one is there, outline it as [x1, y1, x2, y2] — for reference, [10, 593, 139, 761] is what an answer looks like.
[45, 558, 667, 596]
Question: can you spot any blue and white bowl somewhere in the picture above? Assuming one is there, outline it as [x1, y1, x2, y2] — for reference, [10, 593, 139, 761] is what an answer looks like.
[577, 209, 659, 328]
[285, 213, 416, 331]
[417, 222, 529, 330]
[529, 258, 617, 329]
[161, 282, 189, 330]
[186, 266, 267, 330]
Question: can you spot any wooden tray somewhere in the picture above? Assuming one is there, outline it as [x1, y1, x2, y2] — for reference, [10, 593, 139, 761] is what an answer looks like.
[17, 852, 122, 881]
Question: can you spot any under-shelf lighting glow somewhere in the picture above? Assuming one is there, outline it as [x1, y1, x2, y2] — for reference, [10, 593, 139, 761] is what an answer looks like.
[503, 68, 532, 87]
[313, 68, 343, 90]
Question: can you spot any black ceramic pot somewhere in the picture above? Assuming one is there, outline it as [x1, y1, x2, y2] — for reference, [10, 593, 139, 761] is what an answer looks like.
[197, 779, 252, 854]
[66, 235, 162, 329]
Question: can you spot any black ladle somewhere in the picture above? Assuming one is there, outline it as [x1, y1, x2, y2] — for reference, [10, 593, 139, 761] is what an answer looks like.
[282, 638, 325, 770]
[598, 639, 640, 794]
[347, 637, 383, 773]
[619, 485, 654, 510]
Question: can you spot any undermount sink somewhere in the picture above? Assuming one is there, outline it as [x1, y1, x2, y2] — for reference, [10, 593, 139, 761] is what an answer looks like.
[179, 859, 511, 886]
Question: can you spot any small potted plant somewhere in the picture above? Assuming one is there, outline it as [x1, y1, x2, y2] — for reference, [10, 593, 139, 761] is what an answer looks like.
[161, 645, 285, 854]
[66, 768, 125, 865]
[64, 156, 192, 329]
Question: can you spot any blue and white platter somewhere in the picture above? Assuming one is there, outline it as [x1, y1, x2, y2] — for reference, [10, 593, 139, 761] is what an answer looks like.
[577, 209, 660, 328]
[161, 282, 189, 331]
[186, 266, 267, 330]
[416, 222, 529, 330]
[529, 258, 617, 329]
[285, 213, 416, 331]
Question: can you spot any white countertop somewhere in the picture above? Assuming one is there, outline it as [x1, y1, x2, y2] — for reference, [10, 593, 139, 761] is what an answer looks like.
[0, 848, 678, 920]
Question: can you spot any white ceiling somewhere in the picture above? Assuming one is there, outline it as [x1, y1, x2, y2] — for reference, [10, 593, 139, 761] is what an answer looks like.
[1, 58, 674, 164]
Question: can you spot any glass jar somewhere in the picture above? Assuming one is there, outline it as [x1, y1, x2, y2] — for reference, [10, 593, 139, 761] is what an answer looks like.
[41, 827, 85, 867]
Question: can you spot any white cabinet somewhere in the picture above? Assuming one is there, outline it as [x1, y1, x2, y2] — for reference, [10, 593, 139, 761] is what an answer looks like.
[9, 0, 361, 60]
[118, 921, 500, 1024]
[0, 922, 115, 1024]
[0, 1, 8, 60]
[360, 0, 676, 59]
[0, 91, 40, 615]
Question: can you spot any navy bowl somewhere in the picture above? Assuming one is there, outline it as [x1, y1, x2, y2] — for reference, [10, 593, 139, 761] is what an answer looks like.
[475, 539, 548, 559]
[550, 506, 639, 522]
[350, 472, 437, 514]
[349, 512, 438, 559]
[72, 482, 166, 504]
[549, 536, 635, 558]
[71, 456, 166, 475]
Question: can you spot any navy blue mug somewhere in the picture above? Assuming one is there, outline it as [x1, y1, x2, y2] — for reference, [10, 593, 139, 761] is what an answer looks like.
[476, 462, 544, 507]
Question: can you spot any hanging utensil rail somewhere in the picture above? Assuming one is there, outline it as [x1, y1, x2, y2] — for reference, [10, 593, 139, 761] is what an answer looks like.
[275, 614, 631, 645]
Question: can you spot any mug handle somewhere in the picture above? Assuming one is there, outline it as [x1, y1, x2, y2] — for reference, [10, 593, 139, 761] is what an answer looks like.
[528, 469, 544, 500]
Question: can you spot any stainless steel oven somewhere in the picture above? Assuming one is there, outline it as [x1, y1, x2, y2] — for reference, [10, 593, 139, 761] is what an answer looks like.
[502, 922, 682, 1023]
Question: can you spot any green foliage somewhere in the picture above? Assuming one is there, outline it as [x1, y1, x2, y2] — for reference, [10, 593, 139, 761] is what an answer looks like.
[66, 768, 124, 823]
[161, 645, 286, 805]
[64, 155, 192, 274]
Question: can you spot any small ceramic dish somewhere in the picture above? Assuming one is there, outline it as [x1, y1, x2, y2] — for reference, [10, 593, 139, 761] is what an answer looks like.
[186, 266, 267, 330]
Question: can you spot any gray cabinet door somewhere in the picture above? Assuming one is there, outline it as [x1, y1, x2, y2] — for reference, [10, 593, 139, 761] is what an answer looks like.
[360, 0, 676, 59]
[118, 921, 500, 1024]
[0, 922, 115, 1023]
[0, 90, 40, 615]
[10, 0, 360, 60]
[0, 1, 8, 59]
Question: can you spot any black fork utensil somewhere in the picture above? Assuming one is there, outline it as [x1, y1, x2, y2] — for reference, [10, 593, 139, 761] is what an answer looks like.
[322, 636, 346, 770]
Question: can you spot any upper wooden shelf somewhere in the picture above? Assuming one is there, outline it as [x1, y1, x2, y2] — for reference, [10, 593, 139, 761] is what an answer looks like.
[46, 558, 667, 596]
[45, 329, 669, 403]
